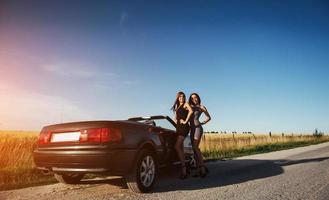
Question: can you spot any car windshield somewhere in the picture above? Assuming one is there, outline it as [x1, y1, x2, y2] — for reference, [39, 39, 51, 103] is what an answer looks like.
[153, 119, 175, 131]
[130, 117, 175, 131]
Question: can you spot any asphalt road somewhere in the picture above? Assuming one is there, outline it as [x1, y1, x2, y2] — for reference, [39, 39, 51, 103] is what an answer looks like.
[1, 142, 329, 200]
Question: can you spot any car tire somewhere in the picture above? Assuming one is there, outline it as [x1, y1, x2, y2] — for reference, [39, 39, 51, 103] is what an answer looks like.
[54, 173, 84, 184]
[125, 149, 158, 193]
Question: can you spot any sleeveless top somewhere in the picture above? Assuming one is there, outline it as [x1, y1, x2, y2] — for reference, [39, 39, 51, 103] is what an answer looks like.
[176, 105, 188, 122]
[176, 105, 190, 136]
[190, 106, 202, 127]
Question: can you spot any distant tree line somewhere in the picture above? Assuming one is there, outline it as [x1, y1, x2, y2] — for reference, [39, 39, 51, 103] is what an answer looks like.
[204, 131, 253, 134]
[204, 129, 326, 137]
[313, 128, 324, 137]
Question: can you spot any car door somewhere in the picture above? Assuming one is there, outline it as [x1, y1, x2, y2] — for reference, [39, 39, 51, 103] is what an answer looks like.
[153, 119, 179, 164]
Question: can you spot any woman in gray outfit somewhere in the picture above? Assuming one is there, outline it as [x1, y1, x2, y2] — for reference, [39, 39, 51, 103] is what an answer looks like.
[189, 93, 211, 177]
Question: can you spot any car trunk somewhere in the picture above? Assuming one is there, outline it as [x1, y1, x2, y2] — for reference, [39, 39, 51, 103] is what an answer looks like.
[37, 121, 122, 147]
[33, 120, 136, 174]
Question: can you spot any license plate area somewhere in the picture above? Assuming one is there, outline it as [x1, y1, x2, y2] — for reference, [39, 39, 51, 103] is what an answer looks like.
[51, 131, 81, 143]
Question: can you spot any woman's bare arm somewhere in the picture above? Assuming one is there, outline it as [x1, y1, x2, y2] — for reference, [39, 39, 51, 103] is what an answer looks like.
[200, 105, 211, 125]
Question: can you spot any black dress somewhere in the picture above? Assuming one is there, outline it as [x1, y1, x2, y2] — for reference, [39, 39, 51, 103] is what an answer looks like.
[176, 105, 190, 137]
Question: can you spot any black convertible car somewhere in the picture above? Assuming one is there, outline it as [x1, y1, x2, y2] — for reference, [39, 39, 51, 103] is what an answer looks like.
[33, 115, 194, 193]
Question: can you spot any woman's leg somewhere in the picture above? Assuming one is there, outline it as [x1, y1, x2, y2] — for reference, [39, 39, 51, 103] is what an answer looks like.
[192, 127, 206, 176]
[190, 127, 198, 168]
[175, 135, 187, 177]
[193, 139, 204, 170]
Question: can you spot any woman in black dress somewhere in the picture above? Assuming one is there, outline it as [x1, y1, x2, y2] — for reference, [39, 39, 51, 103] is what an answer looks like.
[171, 91, 193, 179]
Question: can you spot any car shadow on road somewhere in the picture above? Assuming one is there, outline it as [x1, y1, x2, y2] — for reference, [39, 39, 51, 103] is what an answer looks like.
[152, 156, 329, 193]
[77, 157, 329, 192]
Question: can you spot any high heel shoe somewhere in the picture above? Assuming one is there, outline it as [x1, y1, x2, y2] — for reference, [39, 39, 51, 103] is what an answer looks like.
[200, 171, 207, 178]
[193, 165, 208, 178]
[179, 165, 188, 180]
[205, 166, 210, 174]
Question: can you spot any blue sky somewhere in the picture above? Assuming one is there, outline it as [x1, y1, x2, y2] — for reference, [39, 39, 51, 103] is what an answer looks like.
[0, 0, 328, 133]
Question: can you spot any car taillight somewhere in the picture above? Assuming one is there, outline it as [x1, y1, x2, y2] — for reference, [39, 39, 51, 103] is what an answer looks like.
[79, 128, 122, 143]
[100, 128, 122, 142]
[38, 131, 51, 145]
[79, 128, 102, 142]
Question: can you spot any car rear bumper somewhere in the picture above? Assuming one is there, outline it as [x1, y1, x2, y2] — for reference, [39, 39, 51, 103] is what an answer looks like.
[33, 148, 138, 175]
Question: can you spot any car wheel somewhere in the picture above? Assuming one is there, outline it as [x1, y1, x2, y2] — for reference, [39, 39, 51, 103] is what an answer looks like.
[125, 149, 158, 193]
[54, 173, 84, 184]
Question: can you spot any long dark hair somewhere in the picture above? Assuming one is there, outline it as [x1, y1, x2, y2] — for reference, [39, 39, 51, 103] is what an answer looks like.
[171, 91, 186, 112]
[189, 93, 201, 106]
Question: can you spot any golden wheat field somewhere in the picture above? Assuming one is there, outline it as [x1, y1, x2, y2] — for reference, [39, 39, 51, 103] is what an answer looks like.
[0, 130, 38, 169]
[0, 130, 328, 190]
[0, 130, 55, 190]
[200, 133, 321, 152]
